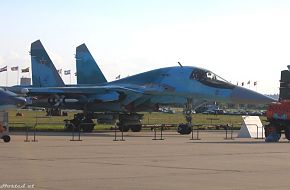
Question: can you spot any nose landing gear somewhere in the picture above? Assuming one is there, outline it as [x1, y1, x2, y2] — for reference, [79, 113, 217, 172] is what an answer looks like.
[178, 99, 193, 135]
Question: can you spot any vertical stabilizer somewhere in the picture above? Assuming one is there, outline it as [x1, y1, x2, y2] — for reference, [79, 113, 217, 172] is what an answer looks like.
[76, 44, 107, 84]
[31, 40, 65, 87]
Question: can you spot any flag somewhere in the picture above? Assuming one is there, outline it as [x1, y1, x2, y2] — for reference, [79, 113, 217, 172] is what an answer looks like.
[247, 80, 250, 85]
[11, 66, 19, 71]
[0, 66, 7, 72]
[241, 82, 244, 86]
[21, 67, 29, 73]
[254, 81, 257, 86]
[57, 69, 62, 74]
[64, 70, 71, 75]
[115, 75, 121, 79]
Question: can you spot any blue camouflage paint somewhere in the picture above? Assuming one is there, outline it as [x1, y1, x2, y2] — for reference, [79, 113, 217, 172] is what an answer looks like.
[109, 66, 233, 105]
[76, 44, 107, 85]
[31, 40, 65, 87]
[27, 64, 274, 112]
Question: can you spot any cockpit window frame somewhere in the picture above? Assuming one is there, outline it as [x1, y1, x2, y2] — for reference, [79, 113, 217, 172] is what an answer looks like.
[190, 68, 235, 89]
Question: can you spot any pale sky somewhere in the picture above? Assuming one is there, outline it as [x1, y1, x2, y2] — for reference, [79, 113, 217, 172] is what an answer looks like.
[1, 0, 290, 94]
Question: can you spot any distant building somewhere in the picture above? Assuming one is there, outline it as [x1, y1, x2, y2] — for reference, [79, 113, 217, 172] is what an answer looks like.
[20, 77, 31, 86]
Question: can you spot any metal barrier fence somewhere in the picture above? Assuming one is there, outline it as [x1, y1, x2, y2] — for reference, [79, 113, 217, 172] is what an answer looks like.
[7, 111, 267, 142]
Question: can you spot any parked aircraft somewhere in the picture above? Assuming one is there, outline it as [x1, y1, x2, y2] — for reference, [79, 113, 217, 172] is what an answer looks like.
[3, 40, 275, 133]
[0, 88, 26, 110]
[24, 40, 275, 133]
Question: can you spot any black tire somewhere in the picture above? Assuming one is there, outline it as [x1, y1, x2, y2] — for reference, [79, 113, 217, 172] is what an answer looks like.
[130, 125, 142, 132]
[177, 124, 192, 135]
[65, 119, 80, 132]
[81, 119, 95, 132]
[118, 125, 130, 132]
[64, 123, 75, 131]
[3, 135, 11, 143]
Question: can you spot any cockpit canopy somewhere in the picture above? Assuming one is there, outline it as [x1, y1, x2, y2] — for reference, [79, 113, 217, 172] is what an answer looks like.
[190, 68, 235, 89]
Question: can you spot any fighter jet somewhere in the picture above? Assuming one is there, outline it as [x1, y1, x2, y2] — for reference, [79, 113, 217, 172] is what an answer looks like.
[0, 88, 26, 110]
[25, 40, 275, 133]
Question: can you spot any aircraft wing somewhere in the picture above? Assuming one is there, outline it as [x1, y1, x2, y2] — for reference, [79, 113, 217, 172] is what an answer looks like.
[25, 85, 156, 104]
[26, 83, 168, 95]
[26, 85, 145, 94]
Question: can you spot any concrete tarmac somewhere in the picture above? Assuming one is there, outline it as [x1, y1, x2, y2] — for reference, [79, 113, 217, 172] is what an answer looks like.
[1, 131, 290, 190]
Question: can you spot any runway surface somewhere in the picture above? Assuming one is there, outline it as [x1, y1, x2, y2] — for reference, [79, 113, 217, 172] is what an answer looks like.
[1, 131, 290, 190]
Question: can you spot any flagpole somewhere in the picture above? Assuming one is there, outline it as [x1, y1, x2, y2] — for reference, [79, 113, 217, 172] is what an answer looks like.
[6, 69, 8, 87]
[17, 69, 19, 85]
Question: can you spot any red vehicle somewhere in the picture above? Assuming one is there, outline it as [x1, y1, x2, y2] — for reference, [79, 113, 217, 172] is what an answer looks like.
[265, 101, 290, 141]
[264, 70, 290, 142]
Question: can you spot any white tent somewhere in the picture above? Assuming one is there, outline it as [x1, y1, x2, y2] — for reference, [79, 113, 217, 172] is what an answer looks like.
[237, 116, 264, 138]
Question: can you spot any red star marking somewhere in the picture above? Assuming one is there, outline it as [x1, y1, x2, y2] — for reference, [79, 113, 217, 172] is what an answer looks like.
[39, 58, 46, 64]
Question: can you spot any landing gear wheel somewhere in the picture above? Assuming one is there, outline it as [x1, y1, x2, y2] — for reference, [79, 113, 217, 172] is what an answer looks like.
[2, 135, 11, 143]
[118, 124, 130, 132]
[130, 125, 142, 132]
[177, 124, 192, 135]
[81, 119, 95, 132]
[65, 118, 80, 132]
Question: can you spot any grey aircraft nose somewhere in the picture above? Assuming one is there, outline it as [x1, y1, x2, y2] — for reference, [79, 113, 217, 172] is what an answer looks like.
[231, 86, 276, 104]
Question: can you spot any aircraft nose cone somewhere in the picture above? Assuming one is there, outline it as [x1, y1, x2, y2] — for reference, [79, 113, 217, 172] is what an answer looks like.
[231, 86, 275, 104]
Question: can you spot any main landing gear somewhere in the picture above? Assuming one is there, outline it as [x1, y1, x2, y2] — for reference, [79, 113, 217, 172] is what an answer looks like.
[65, 113, 95, 132]
[117, 113, 143, 132]
[65, 112, 143, 133]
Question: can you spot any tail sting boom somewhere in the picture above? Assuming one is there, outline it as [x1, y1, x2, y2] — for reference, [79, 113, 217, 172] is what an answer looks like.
[76, 44, 107, 85]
